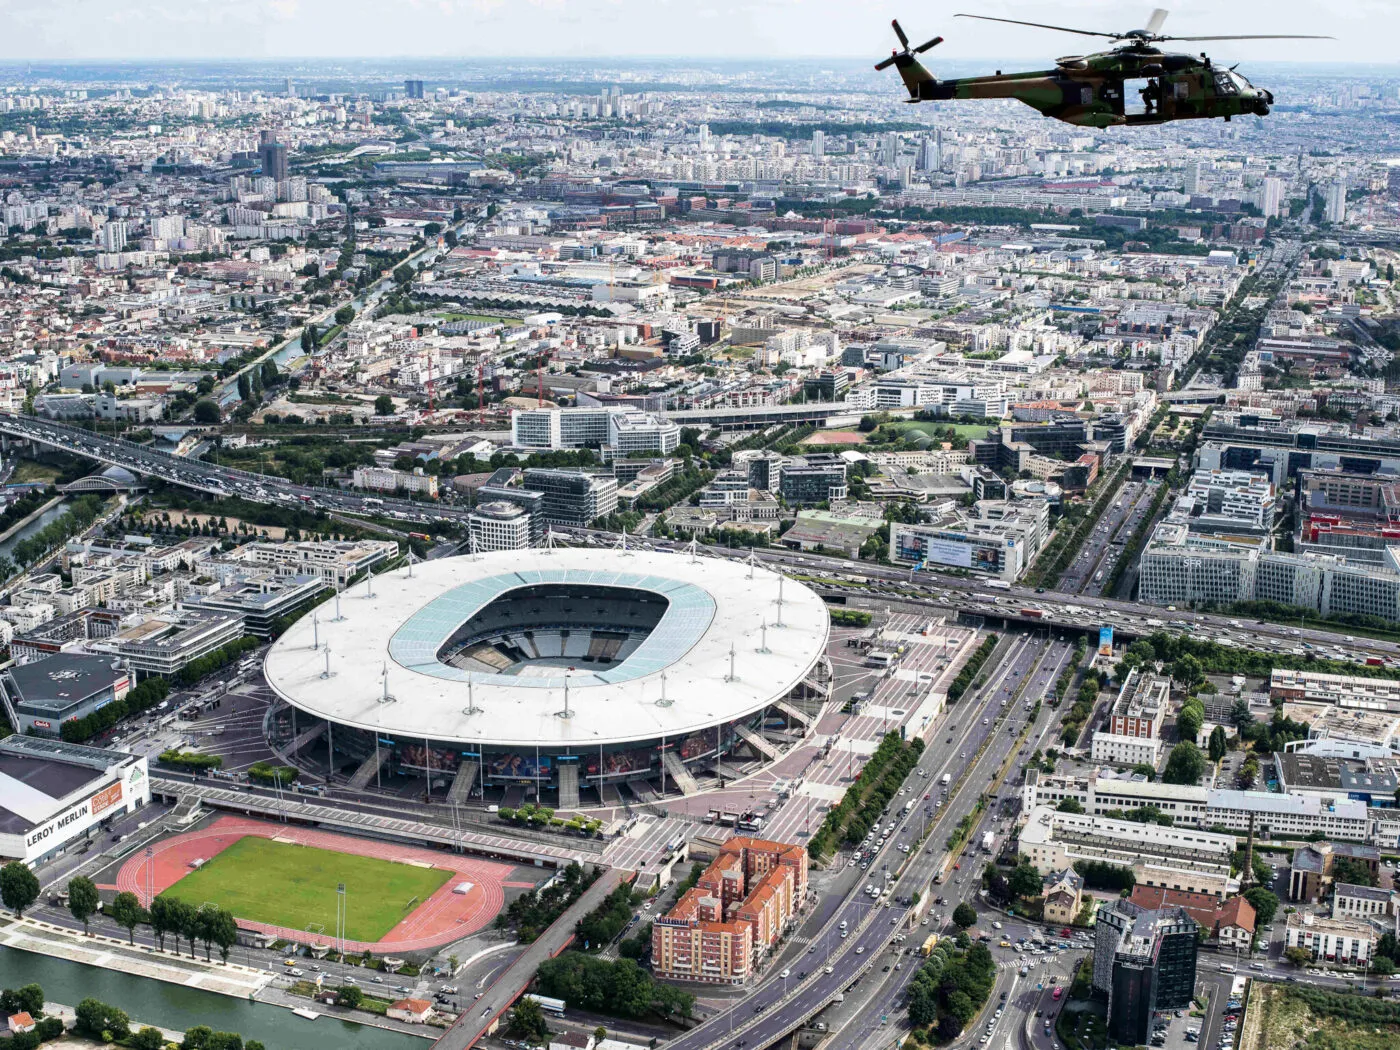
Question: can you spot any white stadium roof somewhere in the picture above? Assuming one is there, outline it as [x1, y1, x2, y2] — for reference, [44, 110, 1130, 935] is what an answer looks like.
[263, 548, 830, 749]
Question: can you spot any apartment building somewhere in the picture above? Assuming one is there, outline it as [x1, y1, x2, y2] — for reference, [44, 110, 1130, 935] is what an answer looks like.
[651, 837, 808, 985]
[468, 501, 532, 552]
[352, 465, 439, 498]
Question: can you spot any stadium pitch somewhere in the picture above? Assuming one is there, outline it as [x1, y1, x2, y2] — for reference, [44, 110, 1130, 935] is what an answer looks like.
[163, 836, 453, 942]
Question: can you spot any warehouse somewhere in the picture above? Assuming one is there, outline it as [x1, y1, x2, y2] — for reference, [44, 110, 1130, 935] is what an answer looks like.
[0, 736, 150, 865]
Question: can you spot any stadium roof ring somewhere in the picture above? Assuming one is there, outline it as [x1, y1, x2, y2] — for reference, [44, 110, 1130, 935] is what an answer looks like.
[264, 548, 830, 751]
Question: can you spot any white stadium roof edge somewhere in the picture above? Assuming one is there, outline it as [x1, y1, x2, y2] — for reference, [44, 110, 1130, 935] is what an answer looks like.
[263, 548, 830, 749]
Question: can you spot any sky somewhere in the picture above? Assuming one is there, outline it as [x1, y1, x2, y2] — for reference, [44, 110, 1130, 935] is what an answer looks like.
[0, 0, 1393, 64]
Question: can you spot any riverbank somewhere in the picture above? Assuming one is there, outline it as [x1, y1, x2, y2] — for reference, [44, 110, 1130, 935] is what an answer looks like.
[0, 494, 62, 544]
[0, 914, 272, 997]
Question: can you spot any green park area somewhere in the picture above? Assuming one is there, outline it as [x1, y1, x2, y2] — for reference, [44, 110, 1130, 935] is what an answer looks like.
[163, 837, 451, 942]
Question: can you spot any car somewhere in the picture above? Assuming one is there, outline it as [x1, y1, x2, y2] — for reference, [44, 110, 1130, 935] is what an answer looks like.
[780, 969, 790, 979]
[856, 947, 865, 955]
[824, 966, 834, 974]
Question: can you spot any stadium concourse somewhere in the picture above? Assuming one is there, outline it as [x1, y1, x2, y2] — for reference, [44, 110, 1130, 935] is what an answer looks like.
[109, 815, 520, 954]
[598, 611, 978, 873]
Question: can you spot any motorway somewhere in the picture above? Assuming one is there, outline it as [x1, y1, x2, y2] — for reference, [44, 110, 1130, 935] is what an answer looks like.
[1059, 479, 1161, 597]
[553, 529, 1400, 667]
[654, 628, 1074, 1050]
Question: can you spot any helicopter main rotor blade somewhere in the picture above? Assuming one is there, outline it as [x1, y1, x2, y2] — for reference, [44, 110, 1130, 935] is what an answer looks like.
[1160, 33, 1335, 40]
[891, 18, 910, 47]
[914, 36, 944, 53]
[953, 13, 1120, 39]
[1144, 8, 1169, 35]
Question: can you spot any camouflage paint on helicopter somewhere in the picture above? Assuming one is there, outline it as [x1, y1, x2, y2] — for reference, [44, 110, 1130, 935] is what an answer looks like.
[876, 9, 1332, 128]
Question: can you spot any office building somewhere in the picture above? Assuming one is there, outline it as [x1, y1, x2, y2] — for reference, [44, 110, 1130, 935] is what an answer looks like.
[258, 133, 288, 182]
[0, 736, 150, 865]
[1289, 842, 1382, 902]
[111, 609, 247, 676]
[1093, 899, 1199, 1046]
[889, 500, 1050, 583]
[237, 539, 397, 589]
[1021, 768, 1371, 843]
[523, 468, 618, 527]
[608, 411, 681, 455]
[1270, 667, 1400, 711]
[404, 79, 425, 99]
[1019, 805, 1239, 898]
[778, 456, 848, 505]
[1284, 913, 1374, 965]
[1138, 520, 1400, 623]
[476, 475, 546, 544]
[5, 654, 131, 737]
[468, 501, 532, 552]
[652, 837, 809, 985]
[185, 575, 322, 638]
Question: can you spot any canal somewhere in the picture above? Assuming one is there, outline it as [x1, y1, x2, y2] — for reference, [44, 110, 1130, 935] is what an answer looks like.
[0, 498, 71, 564]
[0, 947, 429, 1050]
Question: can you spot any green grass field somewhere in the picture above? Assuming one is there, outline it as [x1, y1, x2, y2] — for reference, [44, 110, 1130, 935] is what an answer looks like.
[893, 421, 991, 440]
[164, 837, 452, 942]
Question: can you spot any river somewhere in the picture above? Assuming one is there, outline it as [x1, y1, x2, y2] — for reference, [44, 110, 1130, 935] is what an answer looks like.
[0, 947, 429, 1050]
[0, 499, 71, 563]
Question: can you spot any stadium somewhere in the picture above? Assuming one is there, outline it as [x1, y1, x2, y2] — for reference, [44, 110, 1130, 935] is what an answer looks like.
[263, 548, 831, 808]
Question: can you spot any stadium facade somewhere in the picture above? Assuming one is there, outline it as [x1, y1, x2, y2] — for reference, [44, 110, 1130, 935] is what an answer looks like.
[263, 549, 830, 808]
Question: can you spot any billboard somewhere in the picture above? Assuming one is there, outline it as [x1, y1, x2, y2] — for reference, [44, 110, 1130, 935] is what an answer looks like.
[922, 538, 973, 569]
[90, 781, 123, 818]
[1099, 625, 1114, 657]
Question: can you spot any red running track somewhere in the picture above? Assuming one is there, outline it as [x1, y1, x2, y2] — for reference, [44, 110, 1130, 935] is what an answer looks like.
[114, 815, 515, 954]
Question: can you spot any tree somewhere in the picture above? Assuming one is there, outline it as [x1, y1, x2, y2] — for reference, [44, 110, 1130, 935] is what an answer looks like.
[334, 305, 355, 325]
[260, 360, 279, 388]
[1332, 856, 1377, 888]
[149, 895, 173, 951]
[132, 1027, 166, 1050]
[9, 985, 43, 1016]
[1056, 798, 1084, 814]
[393, 264, 415, 286]
[374, 394, 394, 415]
[1131, 763, 1157, 781]
[1178, 698, 1206, 743]
[1373, 956, 1396, 976]
[594, 1027, 608, 1044]
[211, 907, 238, 962]
[1172, 654, 1203, 688]
[1242, 888, 1278, 928]
[182, 1024, 214, 1049]
[1, 861, 40, 918]
[952, 902, 977, 929]
[1283, 946, 1312, 966]
[507, 996, 550, 1044]
[1208, 725, 1228, 763]
[1009, 863, 1043, 900]
[74, 998, 129, 1041]
[1163, 741, 1206, 785]
[301, 324, 318, 352]
[337, 985, 363, 1008]
[67, 875, 100, 934]
[193, 399, 221, 424]
[109, 891, 144, 945]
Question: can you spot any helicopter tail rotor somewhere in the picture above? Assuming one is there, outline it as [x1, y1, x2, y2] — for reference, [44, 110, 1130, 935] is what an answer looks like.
[875, 19, 944, 82]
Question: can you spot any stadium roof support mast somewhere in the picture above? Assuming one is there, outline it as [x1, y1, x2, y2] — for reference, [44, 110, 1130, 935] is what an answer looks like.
[463, 677, 483, 716]
[320, 645, 334, 680]
[656, 668, 671, 707]
[747, 549, 757, 580]
[332, 586, 345, 623]
[311, 610, 320, 650]
[687, 536, 699, 564]
[556, 675, 573, 719]
[725, 643, 737, 682]
[775, 573, 786, 628]
[379, 661, 395, 704]
[758, 619, 770, 654]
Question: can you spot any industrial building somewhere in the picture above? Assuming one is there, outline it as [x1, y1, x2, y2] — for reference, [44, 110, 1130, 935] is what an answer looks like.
[0, 736, 150, 865]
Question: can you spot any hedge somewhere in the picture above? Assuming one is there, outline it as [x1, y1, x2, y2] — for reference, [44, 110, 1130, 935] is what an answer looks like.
[949, 634, 999, 704]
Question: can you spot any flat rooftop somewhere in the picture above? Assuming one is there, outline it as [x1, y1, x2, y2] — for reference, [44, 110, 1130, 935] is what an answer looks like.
[264, 549, 829, 748]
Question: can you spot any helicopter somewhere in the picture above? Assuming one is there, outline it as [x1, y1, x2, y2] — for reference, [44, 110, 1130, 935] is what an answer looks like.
[874, 9, 1331, 128]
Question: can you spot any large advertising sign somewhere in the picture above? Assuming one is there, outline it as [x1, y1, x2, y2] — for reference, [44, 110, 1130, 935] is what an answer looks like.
[922, 538, 973, 569]
[1099, 625, 1114, 657]
[90, 781, 123, 818]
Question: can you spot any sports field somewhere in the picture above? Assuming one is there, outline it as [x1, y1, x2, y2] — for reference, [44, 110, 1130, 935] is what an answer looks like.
[163, 836, 452, 942]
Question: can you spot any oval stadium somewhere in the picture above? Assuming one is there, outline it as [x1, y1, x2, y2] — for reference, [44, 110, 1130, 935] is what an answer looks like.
[262, 548, 831, 808]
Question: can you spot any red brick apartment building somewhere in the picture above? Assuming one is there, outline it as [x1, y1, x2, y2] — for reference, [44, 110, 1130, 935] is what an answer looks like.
[651, 837, 809, 985]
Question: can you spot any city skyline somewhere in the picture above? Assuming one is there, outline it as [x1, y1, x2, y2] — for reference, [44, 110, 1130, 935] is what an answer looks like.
[0, 0, 1385, 63]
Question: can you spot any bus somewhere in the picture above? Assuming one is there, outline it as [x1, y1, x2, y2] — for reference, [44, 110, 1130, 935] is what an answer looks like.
[522, 995, 566, 1016]
[986, 580, 1011, 591]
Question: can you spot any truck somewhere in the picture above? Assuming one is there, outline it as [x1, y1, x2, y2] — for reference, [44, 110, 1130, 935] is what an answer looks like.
[1020, 608, 1044, 619]
[940, 773, 952, 787]
[981, 831, 995, 852]
[986, 580, 1011, 591]
[920, 934, 940, 957]
[904, 800, 915, 814]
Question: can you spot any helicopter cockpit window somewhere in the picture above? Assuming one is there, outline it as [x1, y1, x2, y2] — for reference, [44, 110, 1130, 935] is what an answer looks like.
[1213, 70, 1239, 96]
